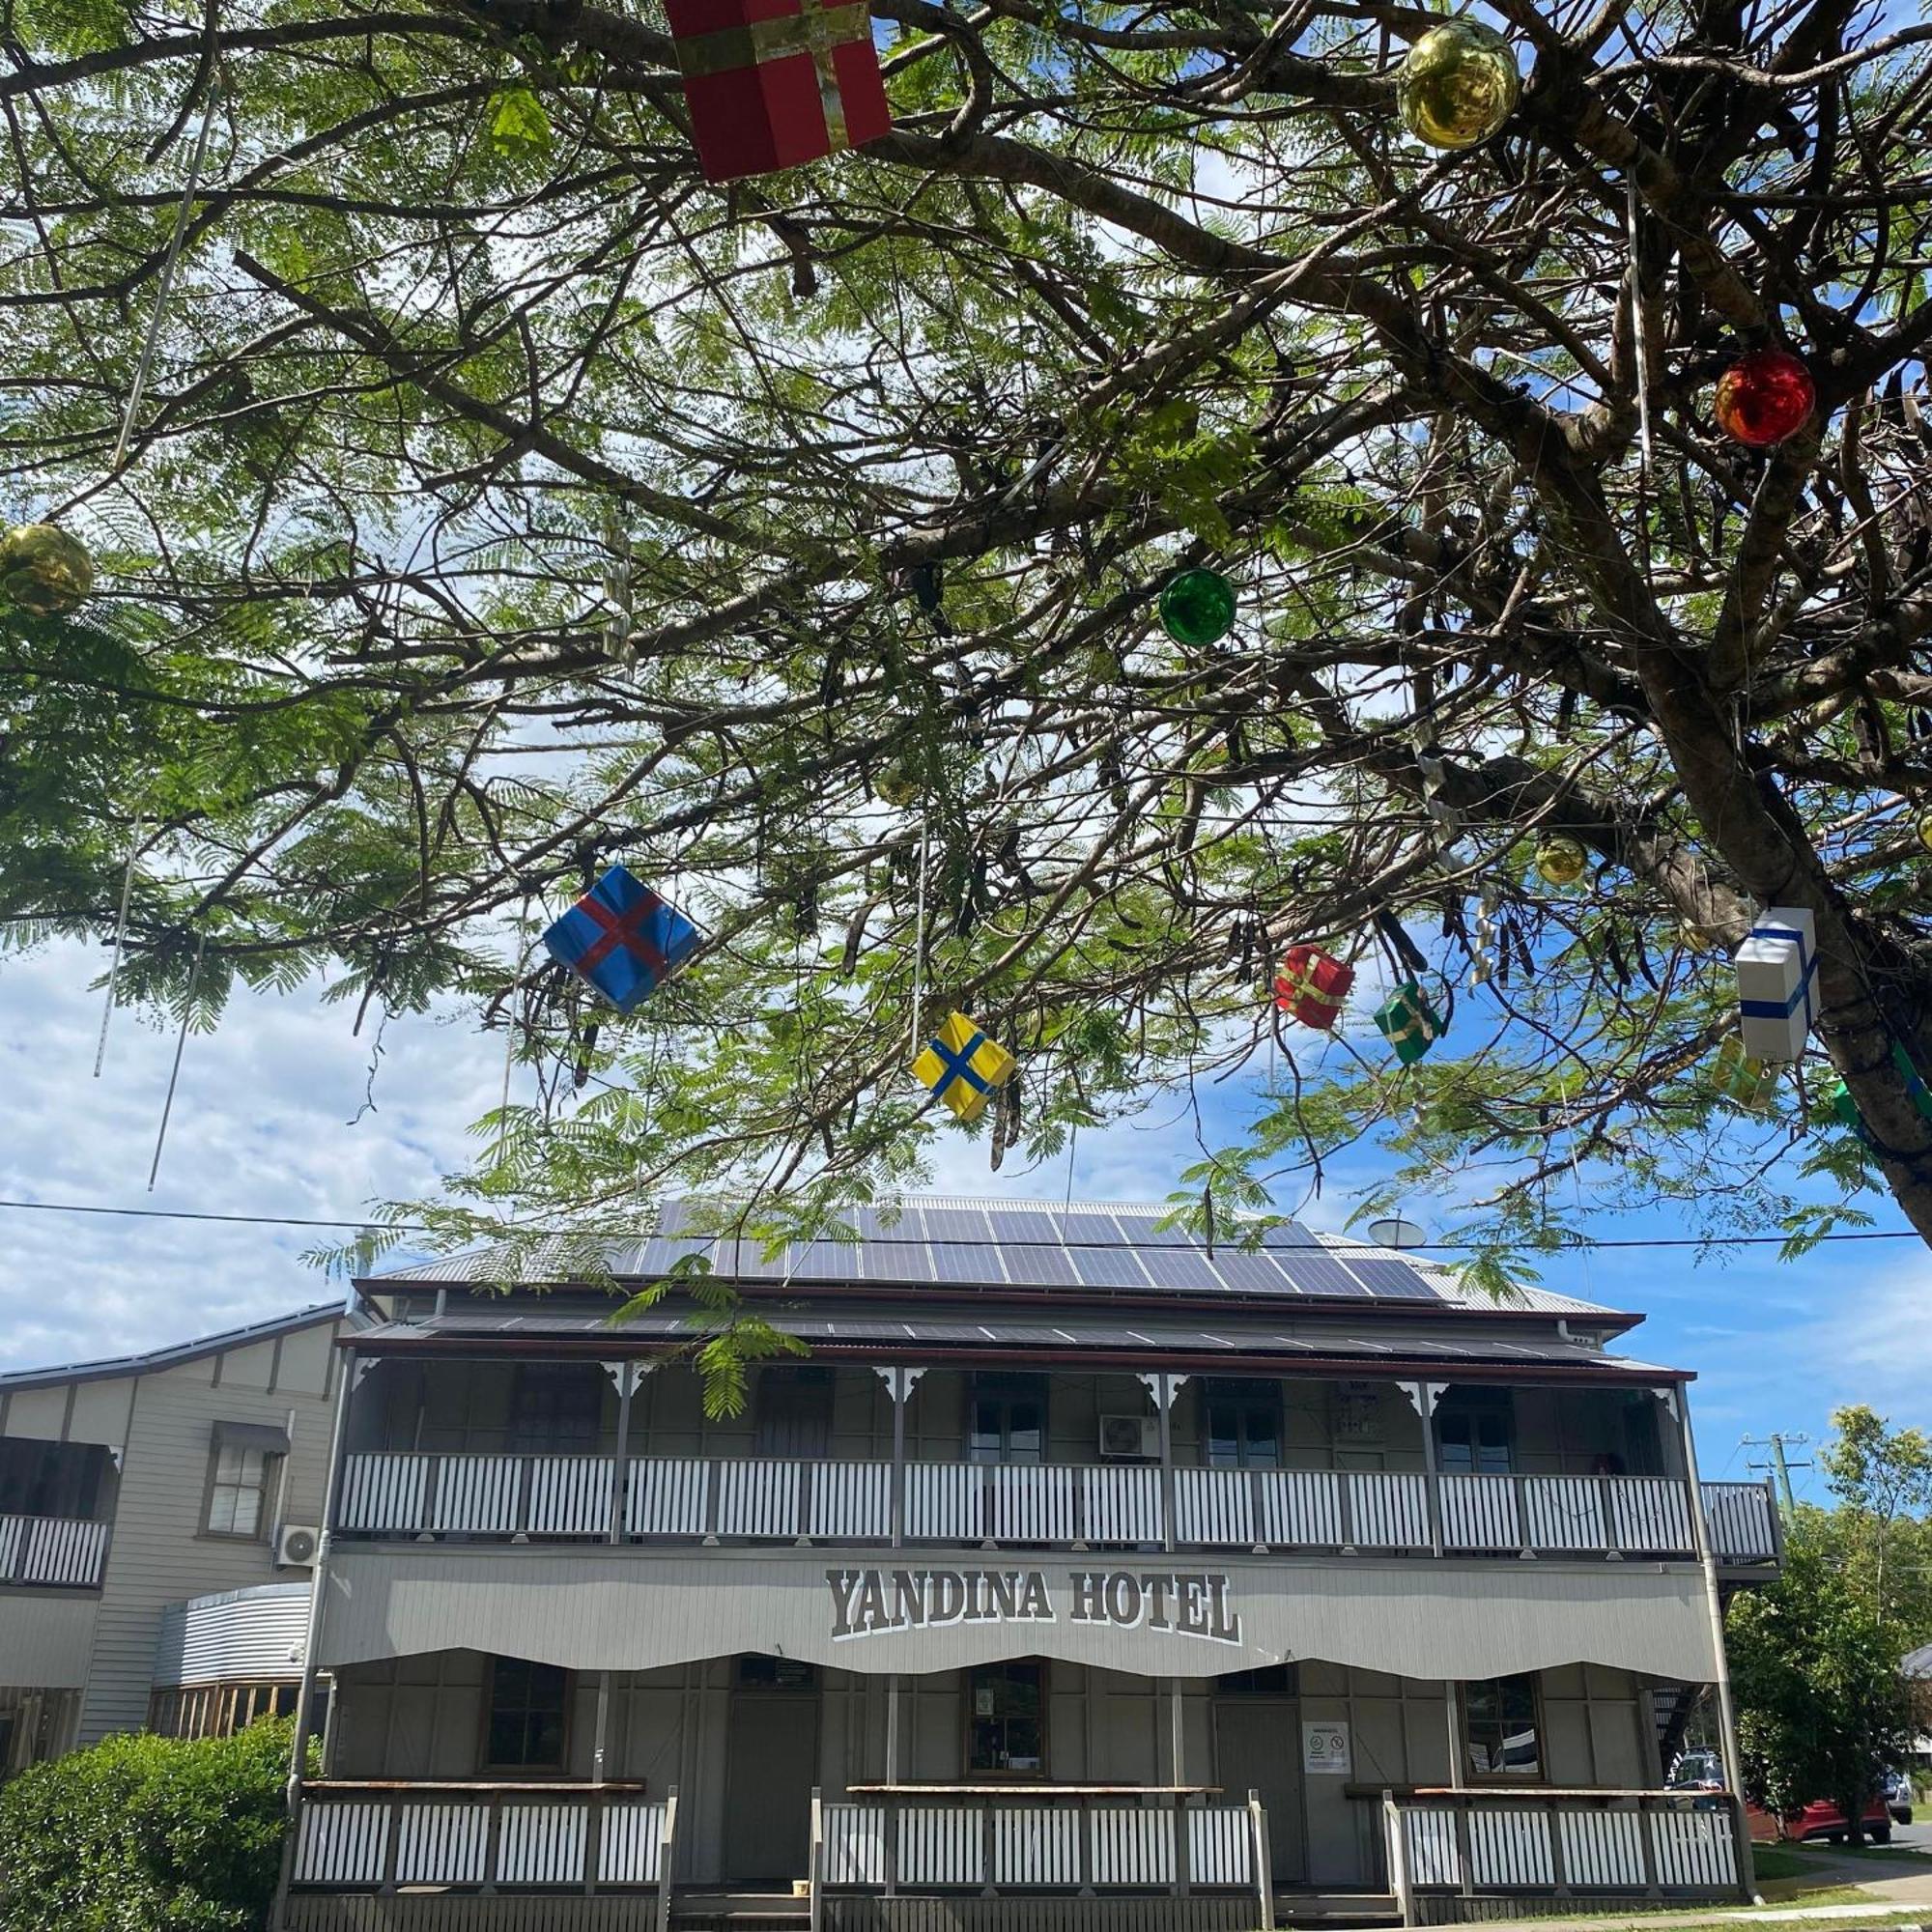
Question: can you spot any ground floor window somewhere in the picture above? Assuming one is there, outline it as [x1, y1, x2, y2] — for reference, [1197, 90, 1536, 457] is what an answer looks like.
[148, 1680, 303, 1740]
[968, 1661, 1045, 1776]
[1463, 1673, 1542, 1778]
[485, 1657, 569, 1771]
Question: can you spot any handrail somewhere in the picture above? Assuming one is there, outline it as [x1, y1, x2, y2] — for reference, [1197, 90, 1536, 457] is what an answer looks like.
[1374, 1785, 1749, 1908]
[0, 1512, 110, 1588]
[332, 1450, 1779, 1566]
[290, 1779, 676, 1893]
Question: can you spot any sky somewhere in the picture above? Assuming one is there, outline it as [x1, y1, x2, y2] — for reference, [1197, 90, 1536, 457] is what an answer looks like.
[2, 930, 1927, 1498]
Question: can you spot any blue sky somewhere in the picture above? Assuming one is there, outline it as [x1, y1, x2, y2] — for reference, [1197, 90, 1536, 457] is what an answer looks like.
[1, 931, 1922, 1495]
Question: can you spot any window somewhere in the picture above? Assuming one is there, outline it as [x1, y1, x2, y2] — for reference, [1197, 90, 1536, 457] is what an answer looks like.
[205, 1443, 278, 1538]
[1205, 1380, 1281, 1469]
[1463, 1674, 1542, 1778]
[968, 1375, 1045, 1464]
[736, 1654, 816, 1689]
[754, 1368, 836, 1459]
[968, 1662, 1044, 1775]
[1435, 1390, 1514, 1476]
[512, 1365, 604, 1454]
[1214, 1663, 1298, 1696]
[485, 1657, 569, 1771]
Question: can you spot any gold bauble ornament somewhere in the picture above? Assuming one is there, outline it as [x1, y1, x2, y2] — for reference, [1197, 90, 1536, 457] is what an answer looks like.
[1535, 834, 1588, 887]
[0, 523, 94, 615]
[1398, 19, 1520, 150]
[874, 763, 922, 808]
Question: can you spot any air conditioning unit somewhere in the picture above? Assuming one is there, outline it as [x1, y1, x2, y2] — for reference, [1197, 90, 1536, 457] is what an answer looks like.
[1098, 1415, 1159, 1461]
[275, 1523, 321, 1569]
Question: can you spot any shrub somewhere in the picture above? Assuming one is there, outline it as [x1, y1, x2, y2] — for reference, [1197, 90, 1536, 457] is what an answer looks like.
[0, 1715, 300, 1931]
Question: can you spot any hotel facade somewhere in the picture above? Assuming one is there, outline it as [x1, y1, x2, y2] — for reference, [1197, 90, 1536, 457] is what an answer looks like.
[276, 1199, 1778, 1931]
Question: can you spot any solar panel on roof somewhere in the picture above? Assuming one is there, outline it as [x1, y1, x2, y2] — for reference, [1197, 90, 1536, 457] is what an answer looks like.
[1207, 1251, 1292, 1293]
[921, 1205, 997, 1242]
[998, 1242, 1080, 1289]
[1271, 1248, 1371, 1296]
[932, 1242, 1006, 1284]
[1345, 1258, 1442, 1301]
[1258, 1219, 1323, 1247]
[1118, 1216, 1199, 1247]
[1135, 1248, 1225, 1292]
[790, 1240, 861, 1281]
[1070, 1247, 1151, 1289]
[1059, 1210, 1128, 1247]
[864, 1240, 932, 1284]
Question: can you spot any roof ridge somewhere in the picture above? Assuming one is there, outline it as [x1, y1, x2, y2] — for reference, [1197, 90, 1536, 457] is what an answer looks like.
[0, 1299, 347, 1391]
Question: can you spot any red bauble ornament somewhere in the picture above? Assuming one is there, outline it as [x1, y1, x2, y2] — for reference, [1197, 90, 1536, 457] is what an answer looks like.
[1714, 348, 1815, 449]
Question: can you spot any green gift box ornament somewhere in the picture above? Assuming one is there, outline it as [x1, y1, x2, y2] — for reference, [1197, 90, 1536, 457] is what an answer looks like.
[1712, 1035, 1778, 1113]
[1374, 979, 1443, 1065]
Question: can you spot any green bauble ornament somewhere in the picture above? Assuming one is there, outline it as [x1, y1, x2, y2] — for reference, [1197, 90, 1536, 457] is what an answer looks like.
[1398, 19, 1520, 150]
[1158, 567, 1236, 647]
[1916, 807, 1932, 857]
[0, 523, 94, 615]
[1535, 835, 1587, 887]
[874, 763, 922, 808]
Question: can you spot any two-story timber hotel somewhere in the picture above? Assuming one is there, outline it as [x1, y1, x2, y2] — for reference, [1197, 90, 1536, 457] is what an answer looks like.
[256, 1197, 1781, 1932]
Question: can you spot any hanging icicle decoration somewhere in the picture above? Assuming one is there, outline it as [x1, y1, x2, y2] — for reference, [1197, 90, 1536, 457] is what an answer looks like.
[93, 820, 143, 1077]
[1625, 171, 1654, 482]
[497, 895, 534, 1168]
[908, 815, 931, 1065]
[109, 87, 222, 481]
[148, 933, 206, 1191]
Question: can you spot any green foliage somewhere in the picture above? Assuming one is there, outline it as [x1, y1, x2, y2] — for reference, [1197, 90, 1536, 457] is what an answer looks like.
[0, 1717, 305, 1931]
[1728, 1533, 1912, 1843]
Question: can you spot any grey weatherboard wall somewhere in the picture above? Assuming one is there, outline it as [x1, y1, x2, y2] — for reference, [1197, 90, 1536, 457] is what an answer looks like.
[0, 1308, 345, 1745]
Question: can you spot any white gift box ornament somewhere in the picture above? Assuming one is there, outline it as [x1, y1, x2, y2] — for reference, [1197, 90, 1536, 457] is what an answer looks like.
[1734, 904, 1819, 1062]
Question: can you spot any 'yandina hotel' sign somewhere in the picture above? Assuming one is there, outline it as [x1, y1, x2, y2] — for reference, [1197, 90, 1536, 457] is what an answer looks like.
[829, 1568, 1245, 1644]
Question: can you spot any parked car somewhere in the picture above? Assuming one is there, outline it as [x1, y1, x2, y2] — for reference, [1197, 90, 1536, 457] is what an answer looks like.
[1669, 1748, 1725, 1793]
[1883, 1770, 1915, 1826]
[1746, 1794, 1893, 1845]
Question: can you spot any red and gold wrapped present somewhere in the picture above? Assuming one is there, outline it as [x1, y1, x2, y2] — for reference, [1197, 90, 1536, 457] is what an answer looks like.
[665, 0, 893, 183]
[1272, 944, 1354, 1031]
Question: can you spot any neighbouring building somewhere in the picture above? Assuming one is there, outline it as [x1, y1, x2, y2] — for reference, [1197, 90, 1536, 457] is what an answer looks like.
[279, 1198, 1782, 1931]
[0, 1302, 350, 1772]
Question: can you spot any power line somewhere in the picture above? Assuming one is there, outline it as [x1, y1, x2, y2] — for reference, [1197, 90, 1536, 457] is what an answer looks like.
[0, 1194, 1920, 1254]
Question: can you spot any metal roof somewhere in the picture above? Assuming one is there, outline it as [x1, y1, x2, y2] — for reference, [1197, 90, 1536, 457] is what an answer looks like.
[347, 1305, 1682, 1382]
[368, 1195, 1623, 1322]
[0, 1300, 349, 1393]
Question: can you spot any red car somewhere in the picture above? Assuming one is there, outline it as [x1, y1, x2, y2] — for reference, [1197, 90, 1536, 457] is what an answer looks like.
[1746, 1796, 1893, 1845]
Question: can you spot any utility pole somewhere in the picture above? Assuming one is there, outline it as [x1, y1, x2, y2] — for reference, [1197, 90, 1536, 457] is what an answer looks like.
[1741, 1433, 1811, 1518]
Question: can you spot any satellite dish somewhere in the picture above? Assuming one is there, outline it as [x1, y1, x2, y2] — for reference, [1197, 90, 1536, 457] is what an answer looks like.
[1366, 1216, 1428, 1250]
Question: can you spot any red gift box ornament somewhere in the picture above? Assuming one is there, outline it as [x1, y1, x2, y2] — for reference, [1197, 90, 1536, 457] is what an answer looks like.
[1273, 944, 1355, 1031]
[666, 0, 893, 183]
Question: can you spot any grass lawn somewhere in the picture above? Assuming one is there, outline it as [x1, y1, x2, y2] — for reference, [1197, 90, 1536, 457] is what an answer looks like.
[1748, 1847, 1813, 1881]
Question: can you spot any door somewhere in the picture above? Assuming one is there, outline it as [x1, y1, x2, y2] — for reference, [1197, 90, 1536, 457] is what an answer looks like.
[722, 1663, 821, 1882]
[1215, 1695, 1305, 1883]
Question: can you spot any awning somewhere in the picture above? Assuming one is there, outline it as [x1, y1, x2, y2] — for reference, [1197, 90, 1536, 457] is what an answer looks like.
[213, 1419, 292, 1456]
[319, 1544, 1719, 1684]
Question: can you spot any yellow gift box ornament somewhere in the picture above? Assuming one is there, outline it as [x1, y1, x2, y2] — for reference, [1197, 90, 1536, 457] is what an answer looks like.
[913, 1010, 1016, 1123]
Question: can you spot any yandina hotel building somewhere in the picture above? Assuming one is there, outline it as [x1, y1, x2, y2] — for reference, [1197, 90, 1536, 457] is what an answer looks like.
[274, 1198, 1779, 1932]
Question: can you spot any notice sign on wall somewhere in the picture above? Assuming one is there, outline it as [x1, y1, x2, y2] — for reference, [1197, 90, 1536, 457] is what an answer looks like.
[1303, 1720, 1351, 1776]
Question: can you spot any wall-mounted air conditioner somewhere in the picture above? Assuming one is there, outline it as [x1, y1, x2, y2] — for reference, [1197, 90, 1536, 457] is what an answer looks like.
[275, 1523, 321, 1569]
[1098, 1415, 1159, 1460]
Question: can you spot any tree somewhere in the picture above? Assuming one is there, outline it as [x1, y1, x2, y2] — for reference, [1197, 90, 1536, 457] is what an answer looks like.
[7, 0, 1932, 1265]
[1728, 1534, 1913, 1846]
[1820, 1405, 1932, 1621]
[0, 1716, 301, 1930]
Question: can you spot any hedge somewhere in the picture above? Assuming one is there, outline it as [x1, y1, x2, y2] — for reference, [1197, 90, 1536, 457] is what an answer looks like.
[0, 1715, 302, 1931]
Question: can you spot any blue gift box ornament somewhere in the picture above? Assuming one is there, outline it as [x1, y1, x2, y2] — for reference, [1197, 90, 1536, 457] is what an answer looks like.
[1734, 904, 1817, 1063]
[543, 865, 700, 1014]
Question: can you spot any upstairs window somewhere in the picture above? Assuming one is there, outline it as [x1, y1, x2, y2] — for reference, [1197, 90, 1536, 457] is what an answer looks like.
[485, 1657, 569, 1772]
[1463, 1673, 1542, 1779]
[968, 1375, 1045, 1465]
[754, 1367, 836, 1459]
[968, 1662, 1044, 1776]
[1204, 1379, 1281, 1469]
[1435, 1389, 1514, 1476]
[511, 1365, 604, 1455]
[202, 1424, 286, 1539]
